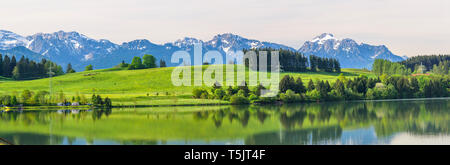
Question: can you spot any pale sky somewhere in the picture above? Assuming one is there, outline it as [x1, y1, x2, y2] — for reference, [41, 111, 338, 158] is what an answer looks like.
[1, 0, 449, 57]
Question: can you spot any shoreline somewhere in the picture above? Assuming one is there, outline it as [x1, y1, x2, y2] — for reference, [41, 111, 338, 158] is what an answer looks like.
[1, 97, 448, 110]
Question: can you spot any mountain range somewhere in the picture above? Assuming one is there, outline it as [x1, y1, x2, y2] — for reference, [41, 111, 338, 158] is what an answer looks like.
[0, 30, 406, 71]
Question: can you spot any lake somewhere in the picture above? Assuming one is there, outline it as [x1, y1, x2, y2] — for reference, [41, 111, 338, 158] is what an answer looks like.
[0, 98, 448, 145]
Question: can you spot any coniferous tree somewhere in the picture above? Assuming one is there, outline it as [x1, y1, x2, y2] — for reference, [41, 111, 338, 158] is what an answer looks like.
[10, 56, 16, 76]
[307, 79, 315, 91]
[410, 77, 420, 95]
[325, 80, 331, 92]
[333, 79, 345, 96]
[279, 75, 295, 93]
[159, 59, 167, 67]
[294, 77, 306, 94]
[66, 63, 76, 73]
[2, 55, 10, 77]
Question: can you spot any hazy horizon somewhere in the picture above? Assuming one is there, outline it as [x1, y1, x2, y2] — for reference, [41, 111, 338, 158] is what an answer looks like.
[2, 0, 449, 57]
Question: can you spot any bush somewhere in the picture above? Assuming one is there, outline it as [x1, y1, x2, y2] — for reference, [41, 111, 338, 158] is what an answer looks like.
[230, 96, 249, 104]
[193, 88, 209, 99]
[327, 90, 344, 101]
[248, 94, 259, 102]
[366, 88, 382, 100]
[214, 88, 226, 100]
[344, 88, 363, 100]
[222, 95, 231, 101]
[381, 84, 398, 99]
[237, 89, 247, 97]
[306, 89, 321, 101]
[200, 93, 209, 99]
[280, 89, 301, 103]
[252, 96, 277, 104]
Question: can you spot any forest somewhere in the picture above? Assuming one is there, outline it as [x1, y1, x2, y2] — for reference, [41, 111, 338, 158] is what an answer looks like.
[399, 55, 450, 72]
[0, 54, 64, 80]
[193, 73, 449, 105]
[243, 48, 340, 73]
[195, 55, 450, 104]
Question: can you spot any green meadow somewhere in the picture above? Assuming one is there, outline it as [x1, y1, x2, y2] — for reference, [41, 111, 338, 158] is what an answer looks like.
[0, 65, 374, 106]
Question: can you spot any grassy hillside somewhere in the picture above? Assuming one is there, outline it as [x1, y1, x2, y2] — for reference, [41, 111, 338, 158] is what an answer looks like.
[0, 65, 374, 106]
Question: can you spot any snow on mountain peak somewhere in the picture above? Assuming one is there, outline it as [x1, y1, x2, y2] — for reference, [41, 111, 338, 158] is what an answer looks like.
[310, 33, 336, 44]
[0, 30, 30, 50]
[299, 33, 405, 69]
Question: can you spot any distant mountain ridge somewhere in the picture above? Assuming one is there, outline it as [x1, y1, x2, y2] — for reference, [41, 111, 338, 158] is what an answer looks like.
[0, 30, 405, 71]
[298, 33, 405, 68]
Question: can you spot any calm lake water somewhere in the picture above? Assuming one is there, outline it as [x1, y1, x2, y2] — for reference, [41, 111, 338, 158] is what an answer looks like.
[0, 98, 449, 145]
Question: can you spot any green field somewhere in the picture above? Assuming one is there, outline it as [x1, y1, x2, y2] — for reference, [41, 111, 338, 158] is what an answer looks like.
[0, 65, 374, 106]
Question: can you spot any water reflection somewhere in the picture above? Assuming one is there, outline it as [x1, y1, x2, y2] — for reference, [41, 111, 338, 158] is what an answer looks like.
[0, 98, 448, 145]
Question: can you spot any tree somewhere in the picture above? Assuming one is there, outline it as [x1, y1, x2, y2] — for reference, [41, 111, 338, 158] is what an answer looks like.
[91, 94, 98, 105]
[12, 66, 20, 80]
[118, 60, 129, 68]
[316, 81, 328, 98]
[127, 64, 135, 70]
[143, 54, 156, 68]
[2, 55, 10, 77]
[410, 77, 420, 95]
[85, 64, 93, 71]
[104, 97, 112, 108]
[333, 79, 345, 96]
[160, 59, 167, 67]
[66, 63, 76, 73]
[294, 77, 306, 94]
[325, 80, 331, 92]
[130, 56, 144, 69]
[238, 81, 250, 97]
[21, 90, 33, 104]
[381, 84, 398, 99]
[10, 56, 16, 76]
[11, 96, 18, 106]
[309, 55, 317, 72]
[400, 55, 450, 72]
[396, 77, 411, 98]
[334, 59, 341, 72]
[255, 83, 266, 96]
[279, 75, 295, 93]
[372, 59, 410, 76]
[96, 95, 103, 105]
[307, 79, 315, 91]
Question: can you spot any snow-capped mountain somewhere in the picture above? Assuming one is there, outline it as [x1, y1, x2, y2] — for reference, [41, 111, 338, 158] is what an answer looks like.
[204, 33, 296, 53]
[0, 30, 30, 50]
[0, 30, 404, 71]
[298, 33, 405, 68]
[0, 30, 297, 70]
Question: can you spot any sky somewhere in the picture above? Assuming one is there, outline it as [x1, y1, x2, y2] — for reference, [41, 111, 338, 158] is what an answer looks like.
[1, 0, 449, 57]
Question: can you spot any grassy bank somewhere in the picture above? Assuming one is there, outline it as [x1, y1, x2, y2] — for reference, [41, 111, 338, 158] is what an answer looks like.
[0, 65, 374, 106]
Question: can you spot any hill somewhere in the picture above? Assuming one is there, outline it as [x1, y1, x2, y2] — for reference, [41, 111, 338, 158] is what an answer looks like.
[0, 65, 374, 106]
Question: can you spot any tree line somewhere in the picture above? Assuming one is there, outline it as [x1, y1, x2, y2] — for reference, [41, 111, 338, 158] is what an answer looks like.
[400, 55, 450, 72]
[0, 90, 111, 108]
[243, 48, 340, 73]
[116, 54, 167, 70]
[372, 59, 411, 76]
[374, 56, 449, 76]
[192, 73, 449, 104]
[0, 54, 64, 80]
